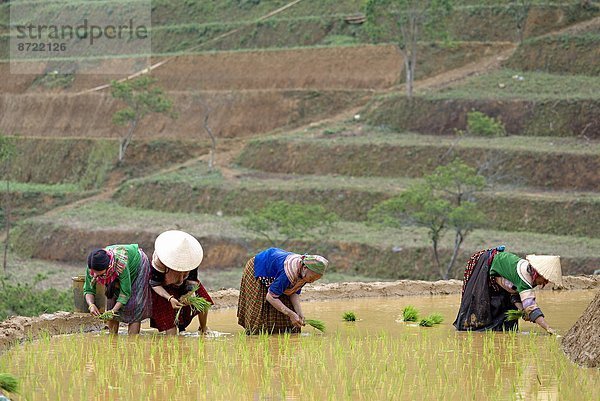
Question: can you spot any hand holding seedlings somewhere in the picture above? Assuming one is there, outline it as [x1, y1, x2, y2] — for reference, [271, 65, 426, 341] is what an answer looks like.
[97, 310, 119, 321]
[168, 295, 184, 310]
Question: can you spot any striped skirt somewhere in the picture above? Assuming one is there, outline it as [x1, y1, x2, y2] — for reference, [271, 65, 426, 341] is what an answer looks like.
[237, 257, 300, 335]
[106, 250, 152, 324]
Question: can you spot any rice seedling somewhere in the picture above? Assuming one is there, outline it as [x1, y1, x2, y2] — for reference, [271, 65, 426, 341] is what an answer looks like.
[174, 286, 212, 325]
[0, 373, 18, 394]
[305, 319, 326, 332]
[342, 311, 356, 321]
[505, 309, 525, 321]
[97, 310, 118, 320]
[401, 305, 419, 322]
[419, 313, 444, 327]
[1, 293, 597, 401]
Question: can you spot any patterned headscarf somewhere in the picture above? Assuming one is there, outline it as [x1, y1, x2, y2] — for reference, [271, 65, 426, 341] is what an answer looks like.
[89, 248, 126, 286]
[282, 253, 328, 295]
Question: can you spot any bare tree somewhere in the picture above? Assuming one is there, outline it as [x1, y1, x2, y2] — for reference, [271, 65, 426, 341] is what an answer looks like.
[365, 0, 453, 97]
[0, 135, 16, 272]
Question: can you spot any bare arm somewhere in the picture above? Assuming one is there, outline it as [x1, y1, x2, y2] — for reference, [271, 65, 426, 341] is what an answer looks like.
[265, 292, 303, 328]
[289, 293, 304, 324]
[85, 293, 100, 316]
[150, 285, 183, 309]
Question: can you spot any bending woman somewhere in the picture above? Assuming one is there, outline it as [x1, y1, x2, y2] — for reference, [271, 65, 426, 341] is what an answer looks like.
[84, 244, 152, 335]
[453, 247, 562, 334]
[237, 247, 328, 334]
[149, 230, 213, 335]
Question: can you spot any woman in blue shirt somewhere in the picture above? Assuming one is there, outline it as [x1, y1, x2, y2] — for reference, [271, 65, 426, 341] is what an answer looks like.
[237, 247, 328, 334]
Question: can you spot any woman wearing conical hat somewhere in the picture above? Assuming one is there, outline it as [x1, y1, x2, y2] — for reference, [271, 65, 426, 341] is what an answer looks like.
[149, 230, 214, 335]
[454, 246, 562, 335]
[237, 247, 328, 334]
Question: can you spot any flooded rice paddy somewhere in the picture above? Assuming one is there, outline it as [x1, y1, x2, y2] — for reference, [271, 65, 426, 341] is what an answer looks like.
[1, 290, 598, 400]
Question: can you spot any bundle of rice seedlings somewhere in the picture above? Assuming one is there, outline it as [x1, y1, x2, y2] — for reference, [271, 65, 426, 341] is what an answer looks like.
[342, 311, 357, 322]
[505, 309, 525, 321]
[419, 313, 444, 327]
[305, 319, 326, 332]
[97, 310, 119, 321]
[402, 305, 419, 322]
[174, 286, 212, 325]
[0, 373, 19, 394]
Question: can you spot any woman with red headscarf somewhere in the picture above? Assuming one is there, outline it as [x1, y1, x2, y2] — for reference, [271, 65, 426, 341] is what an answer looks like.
[83, 244, 152, 335]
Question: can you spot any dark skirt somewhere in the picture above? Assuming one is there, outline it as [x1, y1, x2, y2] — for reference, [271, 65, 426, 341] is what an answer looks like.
[105, 250, 152, 324]
[237, 257, 300, 335]
[150, 282, 214, 332]
[453, 249, 518, 331]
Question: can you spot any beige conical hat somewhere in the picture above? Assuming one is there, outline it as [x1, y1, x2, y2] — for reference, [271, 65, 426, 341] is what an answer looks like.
[154, 230, 203, 272]
[526, 254, 562, 285]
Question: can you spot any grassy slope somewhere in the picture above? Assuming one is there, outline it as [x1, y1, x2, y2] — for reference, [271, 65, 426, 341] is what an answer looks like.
[11, 201, 600, 274]
[112, 162, 600, 238]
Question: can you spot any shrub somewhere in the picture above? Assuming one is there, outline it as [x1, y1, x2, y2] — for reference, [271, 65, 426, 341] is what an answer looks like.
[466, 110, 506, 136]
[0, 274, 73, 321]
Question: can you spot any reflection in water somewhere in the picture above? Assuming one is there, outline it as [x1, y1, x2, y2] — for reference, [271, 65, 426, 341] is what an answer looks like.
[0, 290, 597, 401]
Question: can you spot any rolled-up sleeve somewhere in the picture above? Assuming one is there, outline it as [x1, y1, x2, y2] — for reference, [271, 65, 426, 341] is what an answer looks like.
[519, 289, 544, 321]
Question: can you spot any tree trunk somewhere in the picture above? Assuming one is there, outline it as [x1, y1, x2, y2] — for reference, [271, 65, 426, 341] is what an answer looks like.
[203, 114, 217, 170]
[3, 171, 10, 272]
[445, 231, 464, 280]
[432, 238, 442, 278]
[405, 57, 414, 98]
[119, 119, 138, 162]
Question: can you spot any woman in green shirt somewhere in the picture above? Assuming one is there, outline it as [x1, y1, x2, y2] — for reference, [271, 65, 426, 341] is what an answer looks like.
[454, 246, 562, 334]
[84, 244, 152, 335]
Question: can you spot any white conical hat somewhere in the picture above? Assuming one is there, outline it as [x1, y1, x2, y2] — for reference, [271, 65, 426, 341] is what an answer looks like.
[526, 254, 562, 285]
[154, 230, 203, 272]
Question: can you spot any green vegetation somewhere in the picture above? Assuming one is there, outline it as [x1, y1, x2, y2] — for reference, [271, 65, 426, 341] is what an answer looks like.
[402, 305, 419, 322]
[111, 77, 176, 162]
[0, 275, 73, 321]
[505, 309, 525, 321]
[427, 69, 600, 100]
[97, 310, 118, 321]
[369, 160, 486, 279]
[175, 287, 212, 325]
[419, 313, 444, 327]
[463, 111, 507, 137]
[240, 201, 338, 248]
[342, 311, 357, 321]
[0, 373, 18, 394]
[305, 319, 326, 332]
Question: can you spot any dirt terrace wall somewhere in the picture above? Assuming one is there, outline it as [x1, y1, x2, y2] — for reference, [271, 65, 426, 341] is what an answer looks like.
[0, 312, 103, 352]
[0, 42, 512, 95]
[113, 180, 600, 238]
[5, 138, 208, 188]
[366, 96, 600, 139]
[11, 222, 600, 280]
[504, 34, 600, 76]
[0, 90, 367, 139]
[561, 289, 600, 368]
[236, 138, 600, 191]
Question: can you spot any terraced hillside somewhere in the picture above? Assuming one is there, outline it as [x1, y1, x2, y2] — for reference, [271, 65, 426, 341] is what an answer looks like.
[0, 0, 598, 290]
